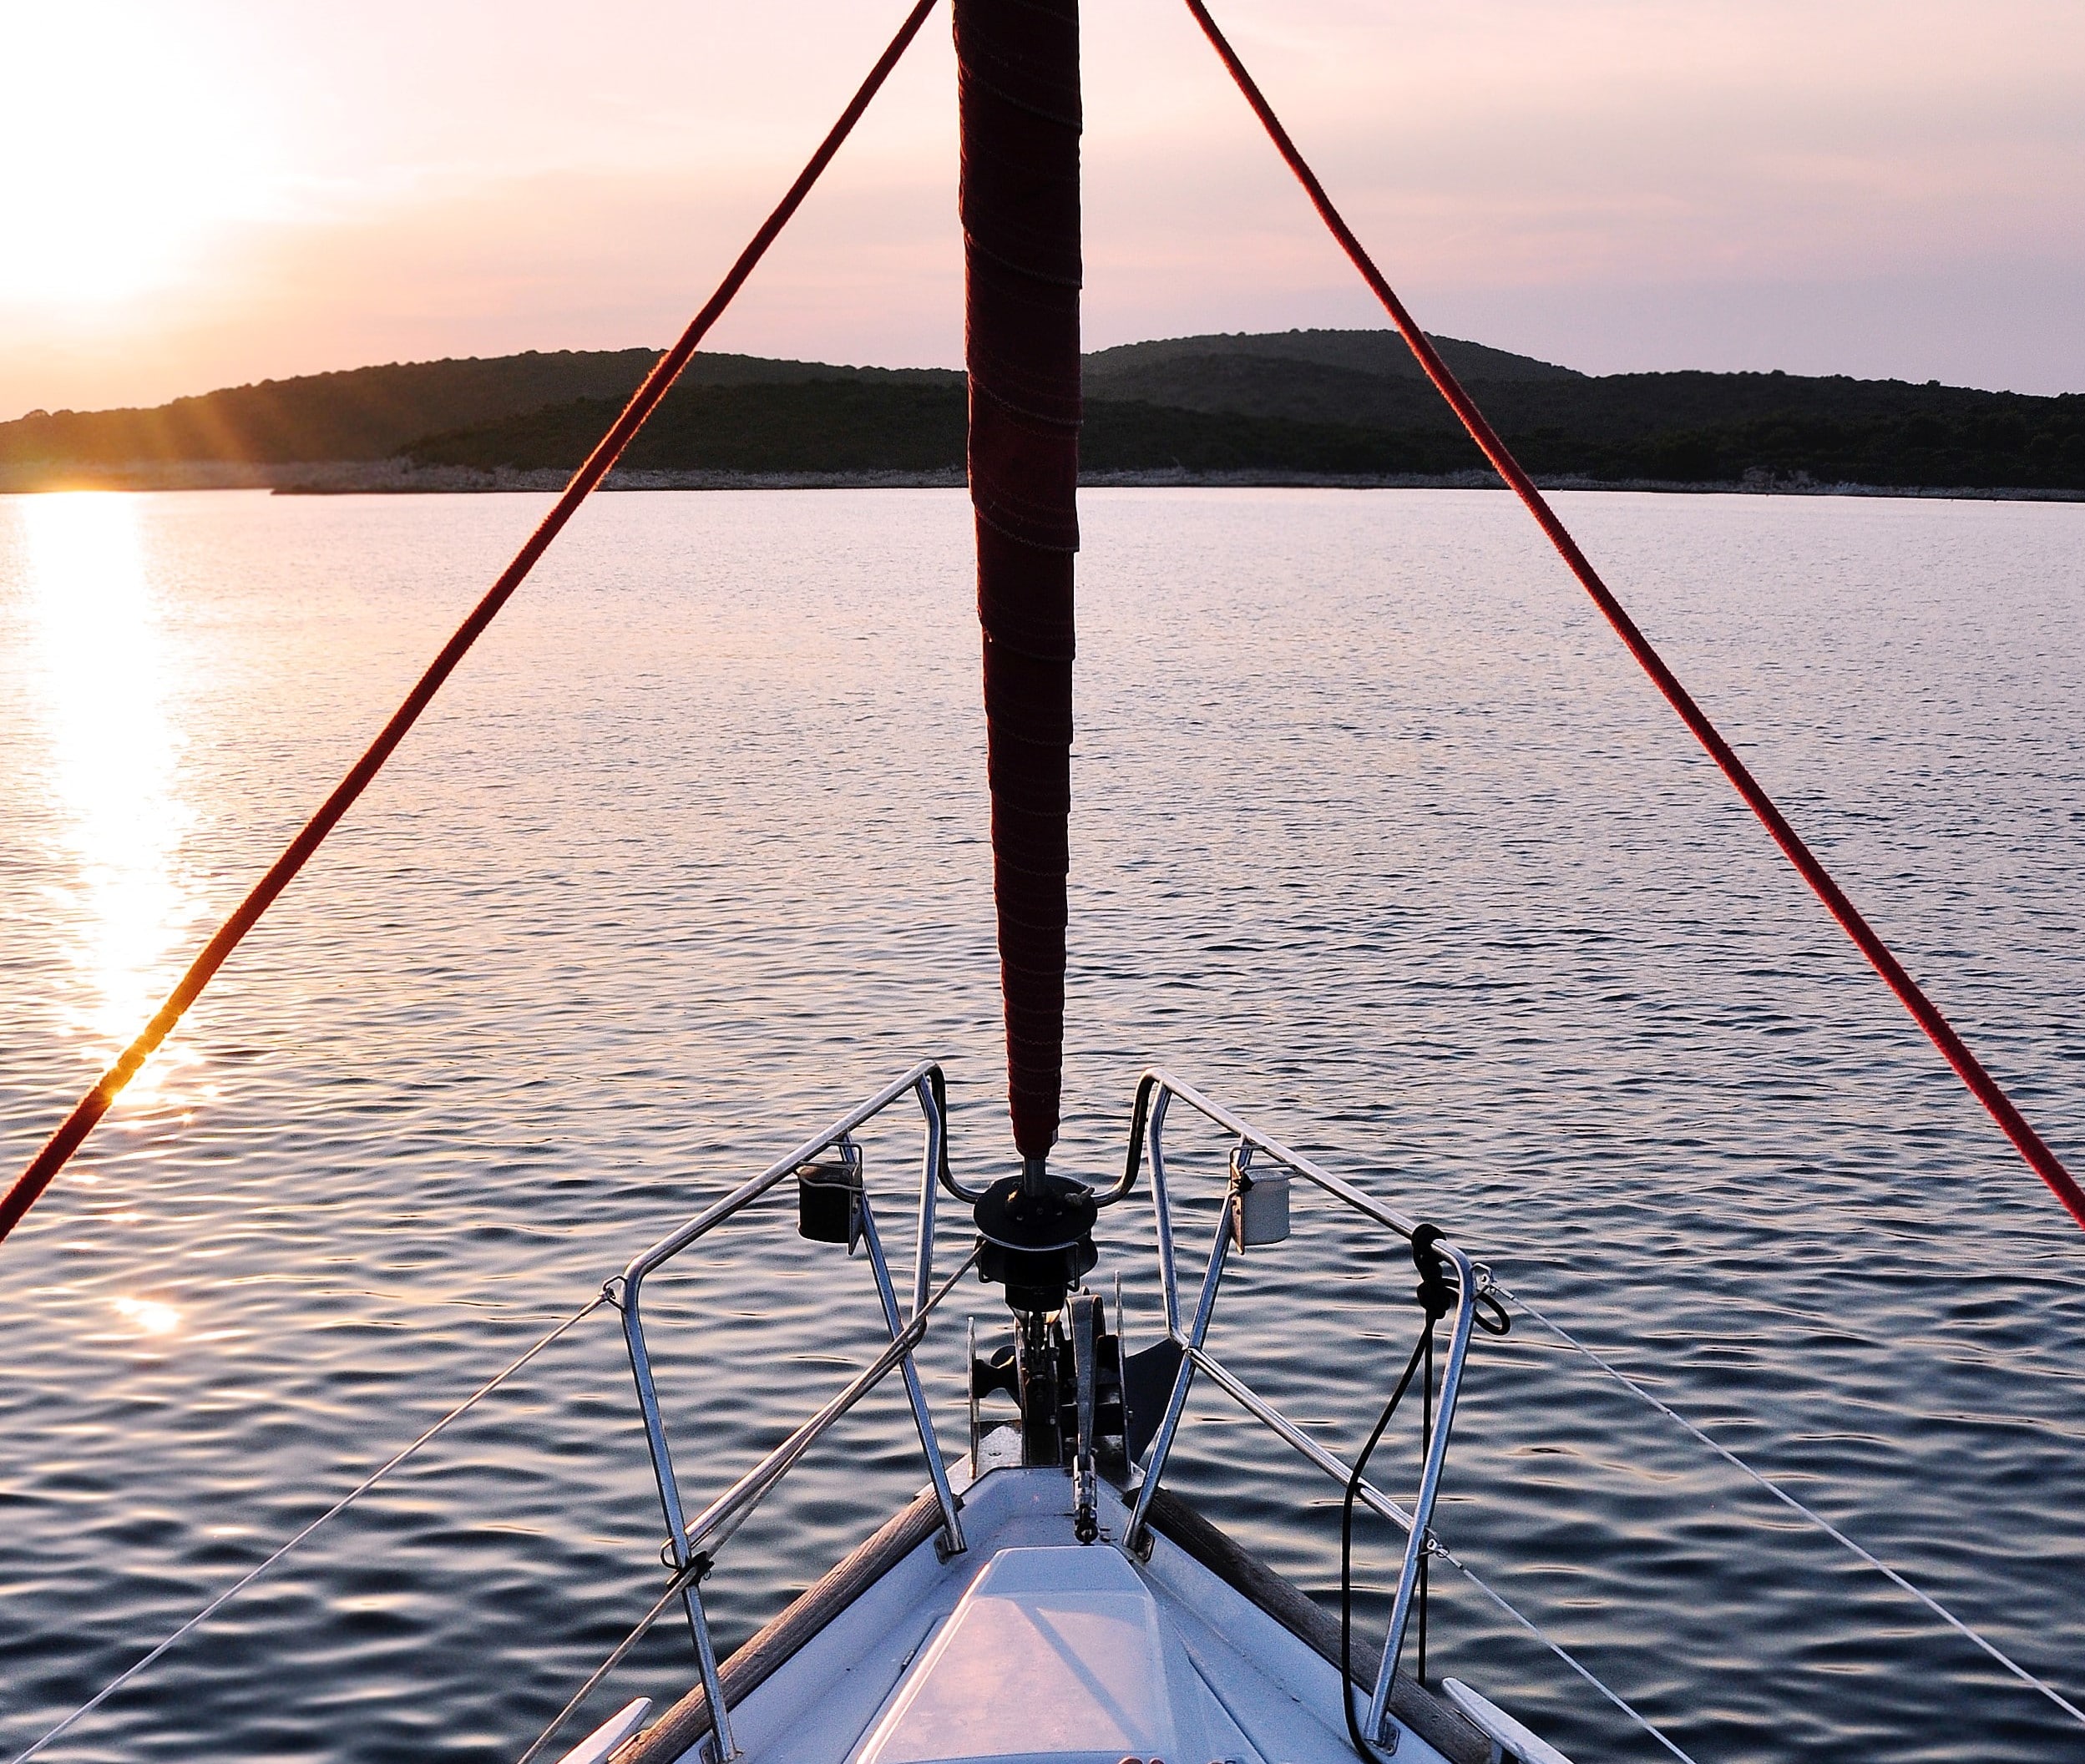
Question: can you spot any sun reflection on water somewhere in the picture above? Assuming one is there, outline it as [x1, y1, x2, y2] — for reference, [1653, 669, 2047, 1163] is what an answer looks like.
[23, 493, 200, 1099]
[110, 1295, 182, 1336]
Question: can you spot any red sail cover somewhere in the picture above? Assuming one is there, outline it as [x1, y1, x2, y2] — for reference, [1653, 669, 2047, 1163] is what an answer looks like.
[957, 0, 1081, 1161]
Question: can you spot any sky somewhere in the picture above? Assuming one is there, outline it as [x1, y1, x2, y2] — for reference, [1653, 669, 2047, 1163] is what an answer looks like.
[3, 0, 2082, 421]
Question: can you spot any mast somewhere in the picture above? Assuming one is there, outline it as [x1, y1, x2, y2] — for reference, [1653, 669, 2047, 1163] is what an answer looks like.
[957, 0, 1082, 1173]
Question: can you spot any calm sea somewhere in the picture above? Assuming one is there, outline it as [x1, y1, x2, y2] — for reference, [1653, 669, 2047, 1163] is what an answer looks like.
[0, 487, 2079, 1764]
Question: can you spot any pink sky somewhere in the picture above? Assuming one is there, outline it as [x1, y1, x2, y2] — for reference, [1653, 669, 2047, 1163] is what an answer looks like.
[4, 0, 2082, 420]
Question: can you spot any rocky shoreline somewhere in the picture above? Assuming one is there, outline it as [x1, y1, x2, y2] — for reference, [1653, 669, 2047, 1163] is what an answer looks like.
[3, 457, 2080, 503]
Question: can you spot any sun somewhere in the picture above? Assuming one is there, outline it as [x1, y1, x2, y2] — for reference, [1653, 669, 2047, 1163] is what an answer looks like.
[0, 5, 269, 311]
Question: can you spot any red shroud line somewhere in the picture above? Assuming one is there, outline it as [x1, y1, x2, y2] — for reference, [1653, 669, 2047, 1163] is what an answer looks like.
[0, 0, 943, 1249]
[1182, 0, 2085, 1234]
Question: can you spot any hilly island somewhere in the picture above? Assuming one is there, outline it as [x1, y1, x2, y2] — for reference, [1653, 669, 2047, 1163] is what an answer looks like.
[4, 328, 2080, 498]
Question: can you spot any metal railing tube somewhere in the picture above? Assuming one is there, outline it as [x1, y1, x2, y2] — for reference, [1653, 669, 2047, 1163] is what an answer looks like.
[1120, 1067, 1494, 1746]
[1124, 1190, 1235, 1554]
[606, 1065, 970, 1747]
[910, 1073, 944, 1317]
[1089, 1070, 1158, 1208]
[620, 1059, 946, 1286]
[857, 1187, 965, 1554]
[1367, 1242, 1480, 1744]
[617, 1281, 710, 1662]
[928, 1064, 992, 1205]
[686, 1576, 737, 1761]
[1149, 1085, 1182, 1335]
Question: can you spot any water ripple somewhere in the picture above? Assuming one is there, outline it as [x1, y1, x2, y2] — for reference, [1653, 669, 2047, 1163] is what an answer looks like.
[0, 486, 2078, 1763]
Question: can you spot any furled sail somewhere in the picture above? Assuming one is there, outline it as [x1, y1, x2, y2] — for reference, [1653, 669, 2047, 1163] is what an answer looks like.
[958, 0, 1082, 1163]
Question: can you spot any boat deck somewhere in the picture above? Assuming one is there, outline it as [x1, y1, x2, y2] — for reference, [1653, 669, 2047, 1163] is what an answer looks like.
[613, 1466, 1490, 1764]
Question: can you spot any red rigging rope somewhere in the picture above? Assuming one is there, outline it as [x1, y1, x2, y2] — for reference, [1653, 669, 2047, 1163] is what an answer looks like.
[1182, 0, 2085, 1235]
[958, 0, 1082, 1162]
[0, 0, 942, 1249]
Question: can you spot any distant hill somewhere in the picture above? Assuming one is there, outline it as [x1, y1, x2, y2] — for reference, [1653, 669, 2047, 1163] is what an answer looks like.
[3, 330, 2079, 494]
[1086, 327, 1581, 386]
[408, 378, 971, 476]
[0, 350, 958, 468]
[402, 380, 1478, 479]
